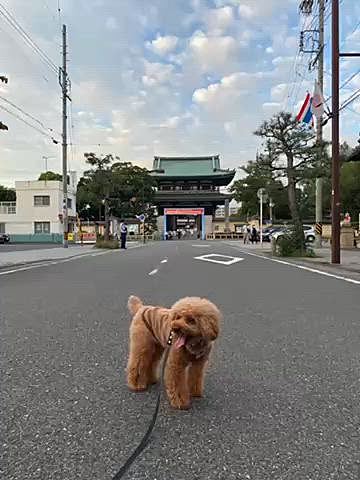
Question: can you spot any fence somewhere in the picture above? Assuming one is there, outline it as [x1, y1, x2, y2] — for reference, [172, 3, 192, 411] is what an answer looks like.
[8, 233, 63, 243]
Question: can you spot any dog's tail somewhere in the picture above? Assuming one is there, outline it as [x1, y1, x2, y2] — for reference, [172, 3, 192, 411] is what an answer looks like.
[128, 295, 143, 315]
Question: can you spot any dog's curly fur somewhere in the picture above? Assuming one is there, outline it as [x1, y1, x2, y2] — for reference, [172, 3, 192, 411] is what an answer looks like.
[126, 295, 221, 409]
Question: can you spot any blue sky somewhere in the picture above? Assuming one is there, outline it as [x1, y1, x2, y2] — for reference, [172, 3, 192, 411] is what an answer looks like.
[0, 0, 359, 186]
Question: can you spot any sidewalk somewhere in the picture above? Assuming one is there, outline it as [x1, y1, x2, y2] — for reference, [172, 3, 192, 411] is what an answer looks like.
[225, 241, 360, 280]
[0, 245, 95, 268]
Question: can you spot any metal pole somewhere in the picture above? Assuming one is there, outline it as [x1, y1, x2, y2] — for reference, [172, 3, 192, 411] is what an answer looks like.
[62, 24, 68, 248]
[331, 0, 340, 263]
[260, 191, 263, 246]
[315, 0, 324, 248]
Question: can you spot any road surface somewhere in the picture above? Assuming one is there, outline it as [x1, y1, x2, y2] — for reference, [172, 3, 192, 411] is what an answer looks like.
[1, 241, 359, 479]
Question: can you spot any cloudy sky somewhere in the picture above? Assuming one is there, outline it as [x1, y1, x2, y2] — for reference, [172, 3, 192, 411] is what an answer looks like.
[1, 0, 359, 187]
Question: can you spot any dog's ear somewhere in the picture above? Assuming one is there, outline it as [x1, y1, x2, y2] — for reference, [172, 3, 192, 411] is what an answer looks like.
[202, 314, 220, 341]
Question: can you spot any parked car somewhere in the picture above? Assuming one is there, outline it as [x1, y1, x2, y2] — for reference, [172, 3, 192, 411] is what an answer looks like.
[262, 227, 286, 242]
[0, 233, 10, 244]
[271, 225, 316, 243]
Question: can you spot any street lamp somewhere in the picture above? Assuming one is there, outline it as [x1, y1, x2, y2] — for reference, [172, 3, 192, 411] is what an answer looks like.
[269, 199, 275, 224]
[85, 204, 91, 227]
[42, 155, 56, 182]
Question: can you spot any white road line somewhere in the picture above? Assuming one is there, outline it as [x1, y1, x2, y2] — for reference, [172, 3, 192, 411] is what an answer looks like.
[192, 244, 210, 248]
[225, 244, 360, 286]
[148, 269, 158, 276]
[0, 251, 111, 276]
[194, 253, 244, 266]
[161, 259, 168, 264]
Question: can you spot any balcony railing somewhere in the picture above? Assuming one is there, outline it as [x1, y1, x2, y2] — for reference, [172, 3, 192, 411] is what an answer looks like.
[156, 189, 222, 194]
[0, 202, 16, 214]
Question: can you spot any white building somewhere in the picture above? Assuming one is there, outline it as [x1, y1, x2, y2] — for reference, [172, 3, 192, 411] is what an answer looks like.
[215, 200, 241, 218]
[0, 173, 77, 240]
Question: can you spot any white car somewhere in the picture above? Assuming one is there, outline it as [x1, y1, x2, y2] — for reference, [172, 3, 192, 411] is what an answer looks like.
[271, 225, 316, 243]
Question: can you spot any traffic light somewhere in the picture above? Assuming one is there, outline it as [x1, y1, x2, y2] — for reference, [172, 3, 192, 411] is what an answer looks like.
[0, 121, 8, 131]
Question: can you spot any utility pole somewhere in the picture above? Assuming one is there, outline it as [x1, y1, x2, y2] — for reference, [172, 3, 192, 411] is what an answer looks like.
[331, 0, 360, 263]
[315, 0, 324, 248]
[61, 24, 68, 248]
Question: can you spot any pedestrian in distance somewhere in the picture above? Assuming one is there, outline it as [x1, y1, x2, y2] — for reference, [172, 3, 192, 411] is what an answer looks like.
[120, 219, 128, 249]
[243, 225, 249, 244]
[251, 225, 258, 244]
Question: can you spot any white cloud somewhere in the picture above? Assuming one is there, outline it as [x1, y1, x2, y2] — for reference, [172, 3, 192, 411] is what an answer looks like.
[206, 6, 234, 35]
[238, 4, 256, 19]
[146, 34, 179, 56]
[271, 83, 288, 101]
[142, 61, 175, 87]
[189, 31, 238, 73]
[105, 16, 118, 30]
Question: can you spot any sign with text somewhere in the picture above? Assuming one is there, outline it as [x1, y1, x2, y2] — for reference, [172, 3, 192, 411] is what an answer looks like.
[164, 208, 204, 216]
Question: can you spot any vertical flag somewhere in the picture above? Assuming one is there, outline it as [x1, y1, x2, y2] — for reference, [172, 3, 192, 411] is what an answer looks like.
[311, 80, 325, 119]
[296, 92, 313, 126]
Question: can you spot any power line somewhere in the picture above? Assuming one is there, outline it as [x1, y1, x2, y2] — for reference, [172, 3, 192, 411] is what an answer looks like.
[0, 104, 59, 142]
[0, 3, 58, 75]
[340, 88, 360, 112]
[0, 95, 51, 131]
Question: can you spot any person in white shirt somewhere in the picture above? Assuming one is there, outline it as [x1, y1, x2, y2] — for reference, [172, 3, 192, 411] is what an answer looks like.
[120, 220, 128, 249]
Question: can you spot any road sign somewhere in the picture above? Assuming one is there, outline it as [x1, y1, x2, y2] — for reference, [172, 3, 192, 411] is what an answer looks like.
[136, 214, 146, 222]
[257, 188, 268, 202]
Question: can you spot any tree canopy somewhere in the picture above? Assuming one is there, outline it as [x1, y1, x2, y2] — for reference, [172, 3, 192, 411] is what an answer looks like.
[76, 153, 155, 237]
[0, 185, 16, 202]
[38, 171, 63, 181]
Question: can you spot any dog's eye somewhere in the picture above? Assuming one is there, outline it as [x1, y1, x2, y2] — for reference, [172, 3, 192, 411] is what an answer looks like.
[186, 317, 196, 325]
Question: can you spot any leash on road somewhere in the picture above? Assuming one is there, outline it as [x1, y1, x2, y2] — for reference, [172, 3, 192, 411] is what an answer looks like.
[111, 331, 174, 479]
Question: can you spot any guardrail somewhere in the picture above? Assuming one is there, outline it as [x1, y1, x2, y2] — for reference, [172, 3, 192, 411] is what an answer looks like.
[206, 233, 244, 240]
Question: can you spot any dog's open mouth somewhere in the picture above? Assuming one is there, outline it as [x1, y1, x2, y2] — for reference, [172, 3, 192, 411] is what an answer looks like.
[174, 333, 187, 349]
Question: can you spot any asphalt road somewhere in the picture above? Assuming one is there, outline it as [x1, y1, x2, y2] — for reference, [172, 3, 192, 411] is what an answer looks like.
[1, 241, 359, 480]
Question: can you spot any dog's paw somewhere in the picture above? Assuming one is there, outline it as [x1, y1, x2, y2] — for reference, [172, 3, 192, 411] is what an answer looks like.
[128, 384, 148, 392]
[191, 391, 203, 398]
[168, 391, 191, 410]
[171, 400, 191, 410]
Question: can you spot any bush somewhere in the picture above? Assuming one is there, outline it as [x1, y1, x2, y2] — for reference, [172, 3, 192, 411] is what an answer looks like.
[274, 233, 305, 257]
[95, 239, 119, 249]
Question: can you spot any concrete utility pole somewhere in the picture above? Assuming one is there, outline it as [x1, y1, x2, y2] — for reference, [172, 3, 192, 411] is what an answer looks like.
[315, 0, 325, 248]
[331, 0, 360, 263]
[61, 24, 68, 248]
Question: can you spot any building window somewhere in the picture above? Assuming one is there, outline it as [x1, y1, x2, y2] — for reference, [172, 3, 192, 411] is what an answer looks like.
[67, 198, 72, 209]
[34, 195, 50, 206]
[34, 222, 50, 234]
[0, 223, 5, 233]
[214, 225, 220, 231]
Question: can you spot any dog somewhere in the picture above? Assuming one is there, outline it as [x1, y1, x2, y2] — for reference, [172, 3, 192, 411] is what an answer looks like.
[126, 295, 221, 409]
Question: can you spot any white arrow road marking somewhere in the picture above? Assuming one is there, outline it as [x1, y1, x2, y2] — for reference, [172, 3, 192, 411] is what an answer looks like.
[194, 253, 244, 266]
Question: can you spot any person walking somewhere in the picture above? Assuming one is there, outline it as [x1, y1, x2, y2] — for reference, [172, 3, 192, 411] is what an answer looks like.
[251, 225, 258, 244]
[243, 225, 249, 244]
[120, 219, 128, 249]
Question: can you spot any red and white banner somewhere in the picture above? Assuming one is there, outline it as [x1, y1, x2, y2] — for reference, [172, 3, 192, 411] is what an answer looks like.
[164, 208, 204, 216]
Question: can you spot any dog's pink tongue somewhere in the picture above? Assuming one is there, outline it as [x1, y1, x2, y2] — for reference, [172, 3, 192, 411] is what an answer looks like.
[174, 334, 186, 349]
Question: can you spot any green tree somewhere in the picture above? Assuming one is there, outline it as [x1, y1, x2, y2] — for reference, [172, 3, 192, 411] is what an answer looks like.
[77, 153, 155, 240]
[231, 159, 291, 221]
[254, 111, 319, 251]
[0, 185, 16, 201]
[38, 171, 63, 181]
